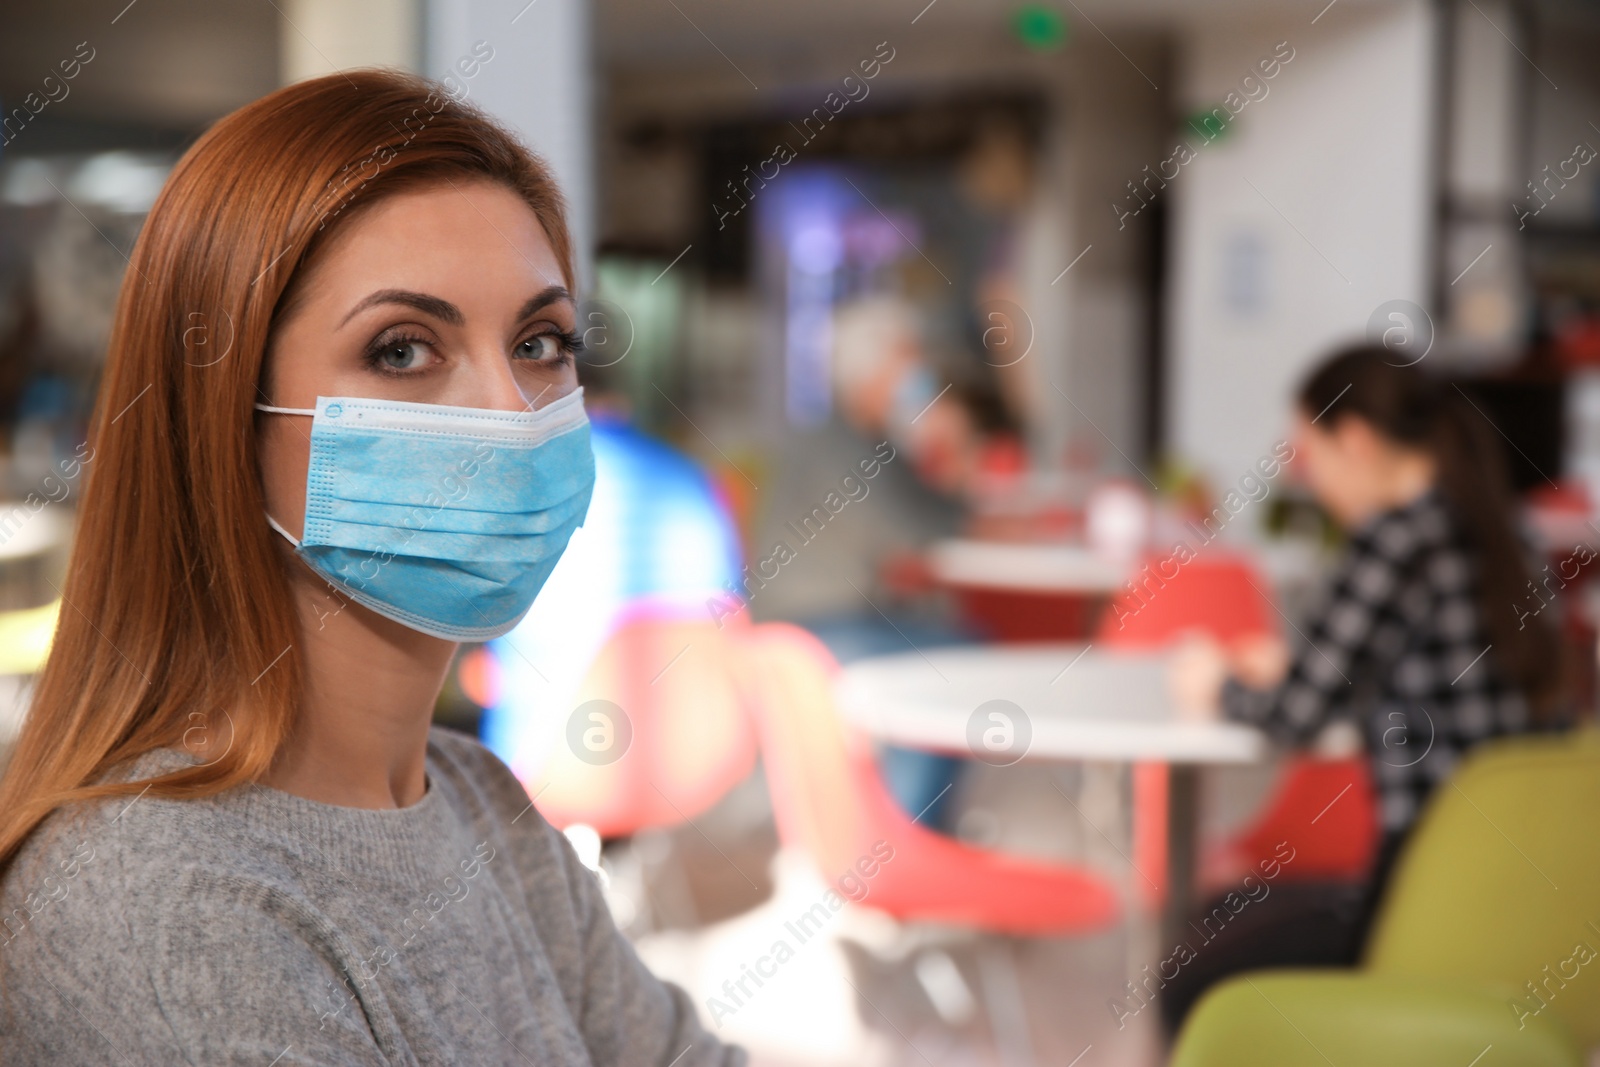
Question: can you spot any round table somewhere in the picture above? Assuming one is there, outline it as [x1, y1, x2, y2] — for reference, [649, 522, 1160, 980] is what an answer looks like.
[835, 643, 1266, 948]
[926, 540, 1134, 642]
[926, 539, 1132, 593]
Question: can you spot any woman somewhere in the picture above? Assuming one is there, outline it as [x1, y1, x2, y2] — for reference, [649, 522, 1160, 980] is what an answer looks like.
[0, 71, 743, 1066]
[1161, 344, 1566, 1033]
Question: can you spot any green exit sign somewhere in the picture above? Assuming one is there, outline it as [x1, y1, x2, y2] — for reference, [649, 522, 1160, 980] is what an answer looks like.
[1013, 5, 1068, 51]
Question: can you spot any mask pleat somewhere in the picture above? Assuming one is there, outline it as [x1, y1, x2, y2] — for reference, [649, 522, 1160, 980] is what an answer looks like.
[284, 391, 595, 639]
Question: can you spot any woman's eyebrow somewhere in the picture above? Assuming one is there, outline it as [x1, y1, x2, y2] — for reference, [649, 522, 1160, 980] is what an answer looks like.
[338, 286, 572, 328]
[341, 289, 463, 327]
[513, 285, 574, 322]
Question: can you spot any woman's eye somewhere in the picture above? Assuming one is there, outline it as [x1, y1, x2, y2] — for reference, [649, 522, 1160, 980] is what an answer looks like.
[376, 340, 430, 370]
[515, 334, 562, 362]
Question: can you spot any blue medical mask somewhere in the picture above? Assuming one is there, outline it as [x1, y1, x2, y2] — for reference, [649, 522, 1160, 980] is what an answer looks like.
[889, 364, 939, 432]
[255, 388, 594, 641]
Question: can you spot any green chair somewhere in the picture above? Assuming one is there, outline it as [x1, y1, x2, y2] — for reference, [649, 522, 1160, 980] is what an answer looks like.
[1171, 729, 1600, 1066]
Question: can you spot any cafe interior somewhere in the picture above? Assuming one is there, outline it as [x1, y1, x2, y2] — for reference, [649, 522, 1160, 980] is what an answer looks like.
[3, 0, 1600, 1063]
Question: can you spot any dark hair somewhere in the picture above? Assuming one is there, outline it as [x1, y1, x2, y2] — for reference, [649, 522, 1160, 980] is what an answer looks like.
[1297, 345, 1564, 720]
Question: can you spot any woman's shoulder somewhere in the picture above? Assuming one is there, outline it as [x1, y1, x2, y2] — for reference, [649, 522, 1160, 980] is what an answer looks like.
[0, 731, 579, 951]
[422, 726, 605, 927]
[0, 751, 316, 1016]
[0, 759, 394, 1064]
[424, 724, 547, 827]
[3, 746, 209, 882]
[425, 722, 517, 786]
[1351, 489, 1452, 558]
[0, 803, 107, 958]
[0, 749, 288, 939]
[422, 726, 579, 888]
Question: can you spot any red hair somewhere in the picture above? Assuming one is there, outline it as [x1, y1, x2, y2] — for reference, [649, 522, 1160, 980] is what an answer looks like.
[0, 69, 575, 872]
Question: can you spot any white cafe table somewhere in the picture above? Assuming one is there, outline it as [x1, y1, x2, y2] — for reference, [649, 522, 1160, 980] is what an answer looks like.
[835, 643, 1267, 947]
[926, 538, 1132, 594]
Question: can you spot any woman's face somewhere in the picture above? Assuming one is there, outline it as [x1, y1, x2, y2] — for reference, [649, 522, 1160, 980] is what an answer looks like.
[1289, 407, 1420, 528]
[257, 178, 578, 541]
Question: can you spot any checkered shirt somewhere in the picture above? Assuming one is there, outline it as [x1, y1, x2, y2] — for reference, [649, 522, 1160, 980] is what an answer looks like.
[1222, 489, 1535, 834]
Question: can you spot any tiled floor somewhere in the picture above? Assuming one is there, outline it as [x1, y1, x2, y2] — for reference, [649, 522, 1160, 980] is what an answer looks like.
[634, 851, 1163, 1067]
[598, 758, 1285, 1067]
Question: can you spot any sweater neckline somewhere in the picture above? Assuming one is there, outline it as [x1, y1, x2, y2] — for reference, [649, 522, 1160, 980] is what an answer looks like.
[122, 741, 462, 881]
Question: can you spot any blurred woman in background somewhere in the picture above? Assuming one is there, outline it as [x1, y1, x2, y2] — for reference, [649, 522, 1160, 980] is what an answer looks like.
[1164, 343, 1568, 1033]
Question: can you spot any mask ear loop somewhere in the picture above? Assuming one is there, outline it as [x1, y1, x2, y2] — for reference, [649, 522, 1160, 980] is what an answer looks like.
[264, 512, 301, 547]
[255, 403, 311, 545]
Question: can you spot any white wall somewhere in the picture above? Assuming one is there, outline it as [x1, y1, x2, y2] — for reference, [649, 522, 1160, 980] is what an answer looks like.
[1167, 0, 1438, 504]
[276, 0, 595, 289]
[426, 0, 597, 291]
[280, 0, 421, 83]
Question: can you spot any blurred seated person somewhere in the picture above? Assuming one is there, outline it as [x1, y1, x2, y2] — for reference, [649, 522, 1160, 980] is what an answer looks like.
[1163, 344, 1568, 1034]
[832, 295, 980, 496]
[822, 295, 987, 832]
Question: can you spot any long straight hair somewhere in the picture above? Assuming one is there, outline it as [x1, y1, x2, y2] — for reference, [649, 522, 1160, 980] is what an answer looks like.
[1298, 346, 1565, 719]
[0, 70, 575, 874]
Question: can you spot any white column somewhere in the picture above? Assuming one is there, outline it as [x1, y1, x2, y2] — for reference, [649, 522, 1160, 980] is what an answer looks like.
[279, 0, 422, 83]
[424, 0, 597, 292]
[1167, 0, 1439, 498]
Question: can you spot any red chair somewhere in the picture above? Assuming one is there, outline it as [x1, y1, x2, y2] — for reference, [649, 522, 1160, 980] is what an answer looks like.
[1204, 755, 1378, 885]
[734, 621, 1119, 935]
[518, 607, 759, 838]
[1092, 552, 1378, 900]
[1096, 551, 1274, 648]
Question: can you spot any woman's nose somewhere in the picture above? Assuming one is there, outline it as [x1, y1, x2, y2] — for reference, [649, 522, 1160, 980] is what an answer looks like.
[464, 349, 543, 412]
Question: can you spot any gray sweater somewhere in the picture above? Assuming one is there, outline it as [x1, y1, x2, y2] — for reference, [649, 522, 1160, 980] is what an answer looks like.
[0, 726, 744, 1066]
